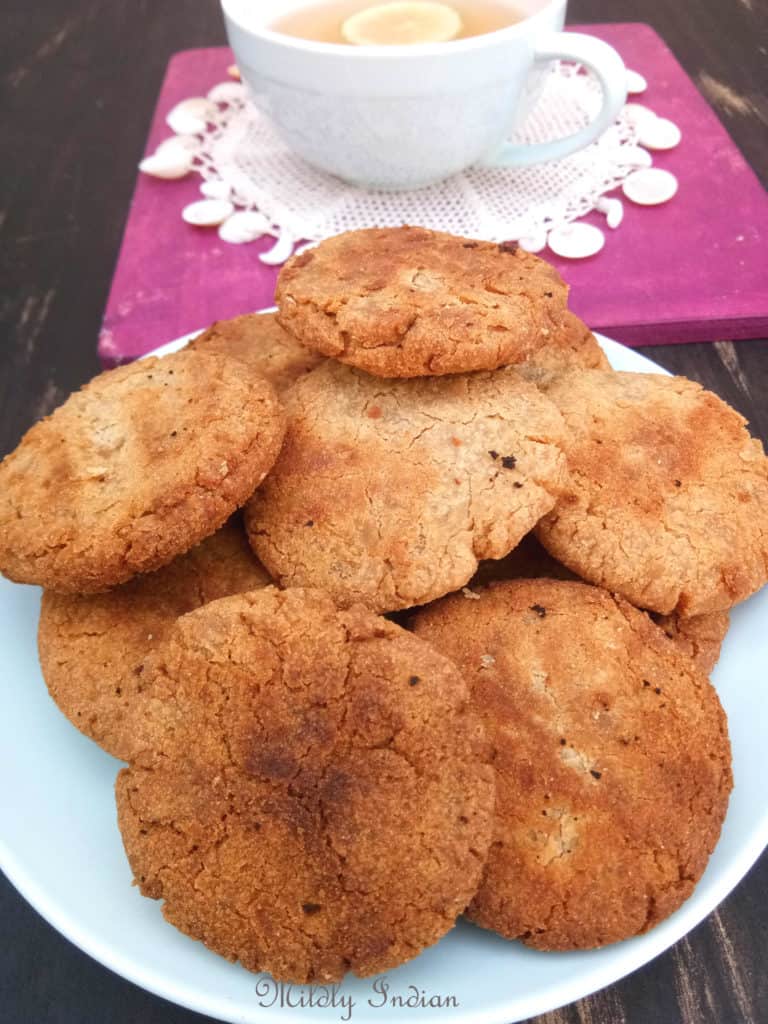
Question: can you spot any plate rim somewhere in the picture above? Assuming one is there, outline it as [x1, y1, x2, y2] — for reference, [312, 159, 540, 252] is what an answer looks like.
[2, 319, 767, 1024]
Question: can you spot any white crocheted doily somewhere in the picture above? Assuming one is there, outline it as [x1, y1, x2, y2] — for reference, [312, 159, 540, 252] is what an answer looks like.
[153, 62, 670, 262]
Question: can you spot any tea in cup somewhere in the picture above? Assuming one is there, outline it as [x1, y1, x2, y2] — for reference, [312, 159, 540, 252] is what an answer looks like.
[221, 0, 627, 189]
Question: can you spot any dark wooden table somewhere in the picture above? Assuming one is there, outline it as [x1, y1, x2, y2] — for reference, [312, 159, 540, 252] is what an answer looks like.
[2, 1, 766, 1022]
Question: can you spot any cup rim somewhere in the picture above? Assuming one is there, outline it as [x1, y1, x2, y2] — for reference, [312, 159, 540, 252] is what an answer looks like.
[221, 0, 565, 59]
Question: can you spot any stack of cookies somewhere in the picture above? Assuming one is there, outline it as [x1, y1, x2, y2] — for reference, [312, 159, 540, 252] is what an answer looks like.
[1, 225, 766, 984]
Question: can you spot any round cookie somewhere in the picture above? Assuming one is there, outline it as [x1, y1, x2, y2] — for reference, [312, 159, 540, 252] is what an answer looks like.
[38, 520, 271, 761]
[412, 578, 732, 950]
[276, 226, 568, 377]
[116, 587, 495, 983]
[244, 360, 569, 613]
[0, 348, 286, 593]
[188, 311, 323, 393]
[525, 311, 611, 372]
[532, 370, 768, 615]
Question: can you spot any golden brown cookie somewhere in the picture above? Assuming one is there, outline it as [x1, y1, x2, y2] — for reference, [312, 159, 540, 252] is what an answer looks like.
[532, 370, 768, 615]
[244, 361, 569, 613]
[38, 520, 270, 761]
[0, 348, 285, 593]
[188, 311, 323, 392]
[525, 311, 611, 371]
[276, 226, 568, 377]
[116, 587, 495, 983]
[412, 578, 732, 950]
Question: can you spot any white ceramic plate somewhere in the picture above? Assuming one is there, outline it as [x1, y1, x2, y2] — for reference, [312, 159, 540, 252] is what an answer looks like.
[2, 328, 767, 1024]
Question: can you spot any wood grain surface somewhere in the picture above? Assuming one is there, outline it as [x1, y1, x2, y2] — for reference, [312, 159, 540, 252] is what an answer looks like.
[1, 1, 766, 1022]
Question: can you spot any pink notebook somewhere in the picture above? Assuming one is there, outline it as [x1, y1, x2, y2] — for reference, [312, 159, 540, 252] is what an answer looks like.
[99, 23, 768, 366]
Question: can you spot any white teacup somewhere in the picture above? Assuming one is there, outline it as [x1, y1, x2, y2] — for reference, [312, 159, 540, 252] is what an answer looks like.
[221, 0, 627, 190]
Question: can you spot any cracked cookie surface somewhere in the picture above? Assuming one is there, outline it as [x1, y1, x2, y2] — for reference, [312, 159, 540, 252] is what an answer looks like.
[275, 226, 568, 377]
[531, 370, 768, 616]
[412, 578, 732, 950]
[188, 311, 323, 393]
[116, 587, 495, 983]
[651, 609, 730, 676]
[471, 533, 730, 675]
[38, 520, 271, 761]
[244, 360, 569, 613]
[524, 311, 611, 372]
[0, 348, 285, 593]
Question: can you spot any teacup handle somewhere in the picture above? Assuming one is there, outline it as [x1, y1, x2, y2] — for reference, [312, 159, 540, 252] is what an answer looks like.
[486, 32, 627, 167]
